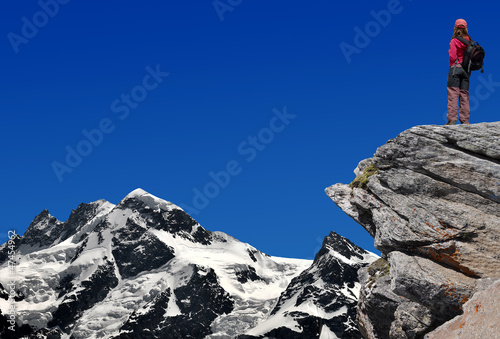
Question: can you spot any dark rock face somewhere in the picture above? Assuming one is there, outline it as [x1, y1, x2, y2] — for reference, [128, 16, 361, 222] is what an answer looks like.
[48, 262, 119, 332]
[21, 210, 63, 248]
[70, 237, 89, 263]
[240, 232, 377, 339]
[116, 289, 172, 339]
[390, 301, 435, 339]
[116, 265, 234, 339]
[314, 231, 366, 263]
[234, 265, 263, 283]
[0, 201, 110, 266]
[111, 219, 175, 279]
[357, 258, 403, 339]
[62, 202, 106, 241]
[171, 266, 235, 336]
[326, 122, 500, 338]
[23, 202, 107, 249]
[55, 273, 76, 299]
[247, 249, 259, 262]
[0, 309, 34, 339]
[117, 196, 213, 245]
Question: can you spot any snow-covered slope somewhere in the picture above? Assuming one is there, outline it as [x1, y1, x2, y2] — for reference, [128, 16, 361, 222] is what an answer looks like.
[0, 189, 377, 338]
[239, 232, 378, 339]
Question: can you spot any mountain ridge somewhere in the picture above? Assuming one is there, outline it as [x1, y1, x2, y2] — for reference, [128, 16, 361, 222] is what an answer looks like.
[0, 189, 377, 338]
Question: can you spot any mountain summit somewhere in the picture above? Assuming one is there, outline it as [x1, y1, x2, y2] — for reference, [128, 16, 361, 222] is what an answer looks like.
[0, 189, 376, 338]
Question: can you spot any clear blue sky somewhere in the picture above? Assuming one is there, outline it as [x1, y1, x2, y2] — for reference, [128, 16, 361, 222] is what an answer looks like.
[1, 0, 499, 259]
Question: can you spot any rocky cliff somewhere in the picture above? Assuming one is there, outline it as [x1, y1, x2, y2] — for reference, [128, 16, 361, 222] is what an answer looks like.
[325, 122, 500, 338]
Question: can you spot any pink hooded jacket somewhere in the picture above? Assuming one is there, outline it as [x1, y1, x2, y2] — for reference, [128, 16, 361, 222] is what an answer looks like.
[449, 36, 471, 67]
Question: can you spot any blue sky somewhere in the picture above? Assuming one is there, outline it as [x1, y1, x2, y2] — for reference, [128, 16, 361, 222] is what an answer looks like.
[1, 0, 499, 259]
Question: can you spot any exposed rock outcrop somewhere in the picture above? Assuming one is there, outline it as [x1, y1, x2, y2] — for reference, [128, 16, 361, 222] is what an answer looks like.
[424, 278, 500, 339]
[326, 122, 500, 338]
[238, 232, 378, 339]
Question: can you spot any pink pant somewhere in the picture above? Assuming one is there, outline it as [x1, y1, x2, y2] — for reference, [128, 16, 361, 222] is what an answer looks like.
[447, 87, 470, 123]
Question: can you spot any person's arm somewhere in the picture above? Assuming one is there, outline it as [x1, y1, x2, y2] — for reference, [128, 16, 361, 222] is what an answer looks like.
[449, 38, 459, 65]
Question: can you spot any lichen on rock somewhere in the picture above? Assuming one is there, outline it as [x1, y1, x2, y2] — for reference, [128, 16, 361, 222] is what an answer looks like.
[350, 164, 379, 189]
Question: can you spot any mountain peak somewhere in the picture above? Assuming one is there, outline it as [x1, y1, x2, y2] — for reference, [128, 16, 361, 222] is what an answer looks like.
[124, 188, 149, 199]
[245, 231, 377, 338]
[30, 208, 56, 226]
[121, 188, 180, 212]
[314, 231, 373, 263]
[24, 209, 62, 238]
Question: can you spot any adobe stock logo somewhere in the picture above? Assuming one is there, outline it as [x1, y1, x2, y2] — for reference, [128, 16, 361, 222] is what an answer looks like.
[213, 0, 243, 21]
[180, 106, 297, 215]
[7, 0, 71, 54]
[51, 64, 169, 183]
[339, 0, 412, 64]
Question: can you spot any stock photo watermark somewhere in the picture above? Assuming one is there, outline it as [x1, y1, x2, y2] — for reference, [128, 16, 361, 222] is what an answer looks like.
[442, 72, 500, 122]
[51, 64, 169, 183]
[6, 230, 19, 331]
[7, 0, 72, 54]
[339, 0, 412, 64]
[213, 0, 243, 21]
[180, 106, 297, 215]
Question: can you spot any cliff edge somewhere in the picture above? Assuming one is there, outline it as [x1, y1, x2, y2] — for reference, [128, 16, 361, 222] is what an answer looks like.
[326, 122, 500, 338]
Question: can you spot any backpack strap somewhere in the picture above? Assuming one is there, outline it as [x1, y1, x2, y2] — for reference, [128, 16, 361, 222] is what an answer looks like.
[453, 36, 473, 74]
[455, 36, 471, 45]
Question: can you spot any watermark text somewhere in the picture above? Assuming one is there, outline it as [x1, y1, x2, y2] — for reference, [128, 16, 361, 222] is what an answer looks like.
[6, 230, 19, 331]
[213, 0, 243, 21]
[51, 64, 169, 182]
[339, 0, 411, 64]
[7, 0, 72, 54]
[180, 106, 296, 215]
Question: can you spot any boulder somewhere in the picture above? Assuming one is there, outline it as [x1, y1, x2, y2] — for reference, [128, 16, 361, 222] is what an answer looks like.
[425, 279, 500, 339]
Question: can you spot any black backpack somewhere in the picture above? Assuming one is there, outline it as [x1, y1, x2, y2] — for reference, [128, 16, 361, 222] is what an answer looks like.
[455, 36, 485, 73]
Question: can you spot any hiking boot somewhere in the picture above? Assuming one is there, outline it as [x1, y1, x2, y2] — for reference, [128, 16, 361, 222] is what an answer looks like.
[461, 121, 470, 124]
[445, 120, 457, 125]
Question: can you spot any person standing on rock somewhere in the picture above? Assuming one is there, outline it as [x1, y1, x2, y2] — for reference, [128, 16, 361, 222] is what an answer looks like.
[446, 19, 471, 125]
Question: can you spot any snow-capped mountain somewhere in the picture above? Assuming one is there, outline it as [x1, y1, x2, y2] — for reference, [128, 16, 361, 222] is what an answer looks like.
[239, 232, 378, 339]
[0, 189, 377, 338]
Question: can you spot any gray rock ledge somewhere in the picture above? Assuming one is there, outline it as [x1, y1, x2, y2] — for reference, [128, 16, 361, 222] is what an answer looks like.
[326, 122, 500, 339]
